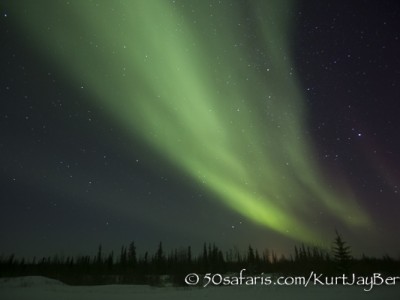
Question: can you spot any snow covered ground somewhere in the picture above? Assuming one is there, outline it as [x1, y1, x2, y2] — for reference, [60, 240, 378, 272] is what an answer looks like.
[0, 276, 399, 300]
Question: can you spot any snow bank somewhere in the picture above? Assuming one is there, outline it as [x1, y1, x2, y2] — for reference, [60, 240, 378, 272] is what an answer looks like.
[0, 276, 65, 288]
[0, 276, 399, 300]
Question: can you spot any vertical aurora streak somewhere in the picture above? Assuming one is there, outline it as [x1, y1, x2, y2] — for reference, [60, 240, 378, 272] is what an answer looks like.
[9, 0, 370, 242]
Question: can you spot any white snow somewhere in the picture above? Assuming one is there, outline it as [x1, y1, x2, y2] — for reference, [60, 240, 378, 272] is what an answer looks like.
[0, 276, 399, 299]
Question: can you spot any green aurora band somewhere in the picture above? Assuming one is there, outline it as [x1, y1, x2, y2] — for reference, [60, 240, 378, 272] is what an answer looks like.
[9, 0, 370, 242]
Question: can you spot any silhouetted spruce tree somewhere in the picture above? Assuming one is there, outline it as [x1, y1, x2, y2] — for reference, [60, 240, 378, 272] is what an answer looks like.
[247, 245, 256, 273]
[202, 243, 208, 272]
[106, 252, 114, 272]
[128, 241, 137, 267]
[332, 230, 352, 274]
[96, 244, 102, 264]
[119, 246, 127, 274]
[155, 242, 166, 275]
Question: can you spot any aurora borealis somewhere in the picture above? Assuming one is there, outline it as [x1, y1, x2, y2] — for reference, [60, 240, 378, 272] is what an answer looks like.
[1, 0, 400, 257]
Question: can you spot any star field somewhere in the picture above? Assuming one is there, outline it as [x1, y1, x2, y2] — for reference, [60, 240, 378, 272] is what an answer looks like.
[1, 0, 399, 257]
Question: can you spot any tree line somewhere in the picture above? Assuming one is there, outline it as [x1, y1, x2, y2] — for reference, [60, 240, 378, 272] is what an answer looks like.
[0, 231, 399, 286]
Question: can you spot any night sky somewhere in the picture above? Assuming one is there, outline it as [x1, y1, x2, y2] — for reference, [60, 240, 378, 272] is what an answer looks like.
[1, 0, 399, 258]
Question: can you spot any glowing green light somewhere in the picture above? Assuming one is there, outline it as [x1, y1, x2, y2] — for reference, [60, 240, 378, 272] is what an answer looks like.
[9, 0, 370, 242]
